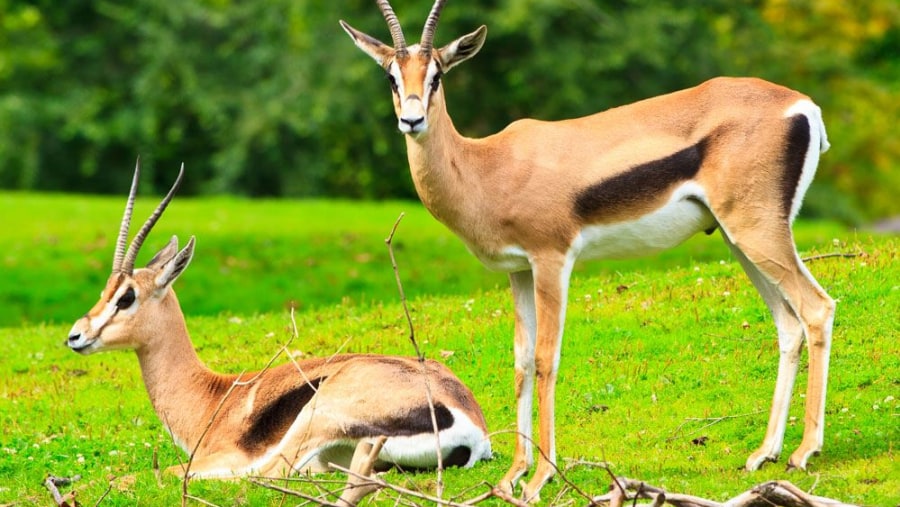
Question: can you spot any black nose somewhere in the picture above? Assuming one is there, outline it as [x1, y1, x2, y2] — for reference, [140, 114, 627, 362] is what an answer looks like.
[68, 333, 81, 344]
[401, 116, 424, 128]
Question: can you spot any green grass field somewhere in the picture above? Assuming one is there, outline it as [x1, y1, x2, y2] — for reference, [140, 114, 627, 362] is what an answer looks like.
[1, 192, 897, 506]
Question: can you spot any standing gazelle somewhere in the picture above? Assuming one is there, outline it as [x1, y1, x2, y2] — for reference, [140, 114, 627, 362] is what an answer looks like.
[341, 0, 835, 500]
[67, 161, 492, 483]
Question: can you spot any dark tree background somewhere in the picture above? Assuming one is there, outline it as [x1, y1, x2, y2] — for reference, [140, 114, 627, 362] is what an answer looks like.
[1, 0, 898, 222]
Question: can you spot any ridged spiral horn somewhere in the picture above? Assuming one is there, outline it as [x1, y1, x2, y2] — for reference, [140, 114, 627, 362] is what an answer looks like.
[120, 163, 185, 275]
[112, 158, 142, 274]
[420, 0, 447, 55]
[376, 0, 408, 55]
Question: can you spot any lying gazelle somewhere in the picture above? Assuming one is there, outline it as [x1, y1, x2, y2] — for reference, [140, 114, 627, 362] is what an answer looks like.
[67, 161, 492, 482]
[341, 0, 835, 500]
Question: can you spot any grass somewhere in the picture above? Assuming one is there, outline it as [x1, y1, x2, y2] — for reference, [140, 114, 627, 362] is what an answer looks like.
[0, 192, 897, 505]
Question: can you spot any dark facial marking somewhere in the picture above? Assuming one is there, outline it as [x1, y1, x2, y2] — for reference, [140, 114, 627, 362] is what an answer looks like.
[781, 114, 811, 218]
[574, 137, 709, 220]
[238, 378, 324, 455]
[115, 287, 136, 310]
[430, 71, 442, 95]
[386, 72, 398, 92]
[345, 402, 455, 439]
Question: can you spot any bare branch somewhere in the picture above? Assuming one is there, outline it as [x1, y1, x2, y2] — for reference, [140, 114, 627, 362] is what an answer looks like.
[801, 252, 862, 263]
[43, 475, 80, 507]
[589, 477, 859, 507]
[667, 411, 763, 442]
[385, 212, 444, 499]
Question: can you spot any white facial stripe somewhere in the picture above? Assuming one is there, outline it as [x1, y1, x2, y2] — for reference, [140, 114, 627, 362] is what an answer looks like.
[421, 59, 443, 111]
[88, 283, 138, 331]
[389, 61, 404, 98]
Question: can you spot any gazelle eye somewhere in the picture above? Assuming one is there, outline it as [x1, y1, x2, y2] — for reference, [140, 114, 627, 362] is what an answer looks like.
[386, 73, 398, 92]
[431, 73, 442, 91]
[116, 287, 136, 310]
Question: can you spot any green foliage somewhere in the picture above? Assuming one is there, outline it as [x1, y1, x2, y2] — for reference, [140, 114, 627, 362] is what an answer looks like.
[0, 0, 898, 220]
[1, 213, 897, 505]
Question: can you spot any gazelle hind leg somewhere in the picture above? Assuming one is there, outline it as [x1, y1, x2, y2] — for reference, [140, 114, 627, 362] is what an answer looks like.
[787, 259, 835, 469]
[722, 226, 834, 471]
[498, 270, 538, 495]
[724, 236, 804, 469]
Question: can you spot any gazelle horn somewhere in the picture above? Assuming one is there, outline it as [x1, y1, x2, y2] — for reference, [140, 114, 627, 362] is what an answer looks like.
[376, 0, 408, 55]
[113, 158, 142, 274]
[120, 163, 185, 275]
[420, 0, 447, 54]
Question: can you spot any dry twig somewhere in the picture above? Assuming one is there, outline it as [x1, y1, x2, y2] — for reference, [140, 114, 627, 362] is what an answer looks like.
[801, 252, 861, 263]
[385, 212, 445, 500]
[43, 475, 81, 507]
[590, 477, 859, 507]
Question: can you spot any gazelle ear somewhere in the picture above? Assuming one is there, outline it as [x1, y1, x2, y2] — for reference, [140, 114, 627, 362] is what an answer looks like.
[340, 20, 395, 66]
[146, 236, 179, 270]
[154, 236, 195, 291]
[437, 25, 487, 72]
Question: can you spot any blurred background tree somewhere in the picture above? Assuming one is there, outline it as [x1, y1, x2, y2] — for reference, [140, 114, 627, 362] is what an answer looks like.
[1, 0, 897, 223]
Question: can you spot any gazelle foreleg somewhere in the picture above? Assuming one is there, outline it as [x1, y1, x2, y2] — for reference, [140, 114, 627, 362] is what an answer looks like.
[522, 253, 575, 502]
[499, 270, 538, 494]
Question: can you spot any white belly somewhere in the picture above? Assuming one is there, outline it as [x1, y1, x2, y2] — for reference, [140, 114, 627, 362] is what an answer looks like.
[469, 182, 715, 271]
[574, 182, 715, 260]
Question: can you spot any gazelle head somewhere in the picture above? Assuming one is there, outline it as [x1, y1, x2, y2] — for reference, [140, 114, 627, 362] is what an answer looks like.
[67, 160, 195, 355]
[340, 0, 486, 137]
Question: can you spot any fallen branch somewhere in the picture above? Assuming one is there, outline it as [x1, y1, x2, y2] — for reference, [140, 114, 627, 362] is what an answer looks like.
[590, 477, 859, 507]
[801, 252, 861, 263]
[43, 475, 81, 507]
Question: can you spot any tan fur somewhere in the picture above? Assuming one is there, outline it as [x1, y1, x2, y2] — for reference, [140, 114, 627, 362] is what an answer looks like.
[68, 173, 492, 480]
[343, 3, 834, 502]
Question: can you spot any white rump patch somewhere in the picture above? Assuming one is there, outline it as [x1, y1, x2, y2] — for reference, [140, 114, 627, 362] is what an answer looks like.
[783, 99, 828, 221]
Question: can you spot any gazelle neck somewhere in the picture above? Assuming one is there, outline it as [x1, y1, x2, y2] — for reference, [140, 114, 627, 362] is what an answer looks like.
[134, 290, 227, 452]
[404, 96, 486, 232]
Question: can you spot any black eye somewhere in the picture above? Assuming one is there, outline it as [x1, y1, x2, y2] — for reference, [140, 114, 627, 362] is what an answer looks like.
[386, 73, 398, 92]
[431, 72, 442, 91]
[116, 287, 136, 310]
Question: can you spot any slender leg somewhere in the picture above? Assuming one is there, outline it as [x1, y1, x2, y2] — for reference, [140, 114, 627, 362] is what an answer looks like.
[725, 238, 805, 469]
[498, 270, 537, 495]
[788, 261, 835, 469]
[723, 229, 834, 471]
[522, 254, 574, 502]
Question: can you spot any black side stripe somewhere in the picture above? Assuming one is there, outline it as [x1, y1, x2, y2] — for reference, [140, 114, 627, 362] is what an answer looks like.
[238, 378, 324, 454]
[574, 137, 709, 220]
[346, 403, 455, 439]
[781, 114, 811, 218]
